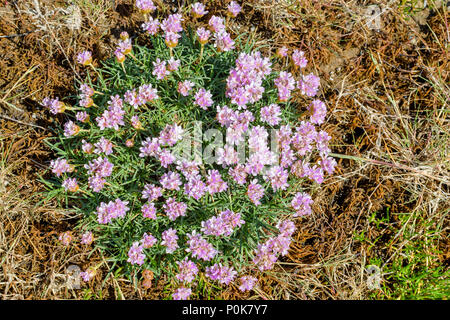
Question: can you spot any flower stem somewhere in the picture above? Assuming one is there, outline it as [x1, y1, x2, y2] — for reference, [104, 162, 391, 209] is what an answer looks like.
[199, 44, 204, 63]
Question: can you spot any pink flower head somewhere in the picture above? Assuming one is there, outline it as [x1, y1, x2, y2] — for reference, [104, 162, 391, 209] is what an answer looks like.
[62, 177, 79, 192]
[160, 171, 182, 191]
[266, 165, 289, 192]
[158, 149, 176, 167]
[291, 192, 313, 217]
[194, 88, 213, 110]
[185, 231, 217, 261]
[96, 198, 130, 224]
[172, 287, 192, 300]
[161, 14, 184, 33]
[63, 121, 80, 137]
[135, 0, 156, 14]
[217, 144, 239, 166]
[229, 164, 247, 185]
[58, 231, 73, 246]
[214, 31, 235, 52]
[298, 73, 320, 97]
[80, 84, 94, 97]
[84, 156, 114, 178]
[252, 242, 278, 271]
[118, 38, 131, 52]
[274, 71, 296, 102]
[208, 16, 225, 33]
[277, 220, 296, 237]
[161, 228, 179, 254]
[176, 257, 198, 283]
[178, 80, 195, 96]
[142, 202, 157, 219]
[292, 49, 307, 68]
[152, 58, 169, 80]
[239, 276, 257, 292]
[142, 17, 160, 35]
[177, 159, 200, 179]
[167, 57, 181, 71]
[115, 49, 125, 63]
[319, 156, 337, 175]
[308, 99, 327, 124]
[260, 103, 281, 126]
[127, 241, 145, 265]
[142, 183, 163, 201]
[141, 232, 157, 248]
[76, 51, 92, 66]
[226, 51, 272, 108]
[96, 95, 125, 130]
[201, 209, 244, 237]
[165, 31, 181, 48]
[276, 46, 288, 58]
[139, 137, 161, 157]
[41, 97, 66, 114]
[206, 169, 228, 194]
[184, 175, 206, 200]
[50, 158, 74, 177]
[80, 267, 96, 282]
[138, 83, 159, 102]
[125, 139, 134, 147]
[76, 111, 90, 123]
[124, 89, 144, 109]
[120, 31, 129, 41]
[81, 231, 94, 245]
[88, 175, 106, 192]
[131, 115, 142, 130]
[227, 1, 242, 18]
[205, 263, 237, 285]
[247, 179, 264, 205]
[163, 197, 187, 221]
[192, 2, 208, 18]
[94, 137, 113, 155]
[196, 27, 211, 45]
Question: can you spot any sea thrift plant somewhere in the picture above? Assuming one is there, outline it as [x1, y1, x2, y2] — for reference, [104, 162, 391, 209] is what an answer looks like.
[44, 1, 336, 300]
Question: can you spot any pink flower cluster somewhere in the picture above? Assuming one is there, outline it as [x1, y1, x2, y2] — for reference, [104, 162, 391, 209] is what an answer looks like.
[227, 1, 242, 18]
[124, 84, 158, 109]
[252, 220, 296, 271]
[161, 13, 184, 48]
[84, 156, 114, 192]
[176, 257, 199, 283]
[161, 228, 179, 253]
[62, 177, 79, 192]
[142, 16, 160, 35]
[226, 52, 272, 108]
[238, 275, 257, 292]
[135, 0, 156, 14]
[172, 287, 192, 300]
[76, 51, 92, 66]
[185, 231, 217, 261]
[50, 158, 74, 177]
[194, 88, 213, 110]
[274, 71, 296, 102]
[192, 2, 208, 18]
[291, 192, 313, 217]
[206, 170, 228, 194]
[96, 95, 126, 130]
[201, 209, 244, 237]
[96, 198, 130, 224]
[163, 197, 187, 221]
[205, 263, 237, 285]
[128, 241, 145, 265]
[41, 97, 65, 114]
[63, 121, 80, 137]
